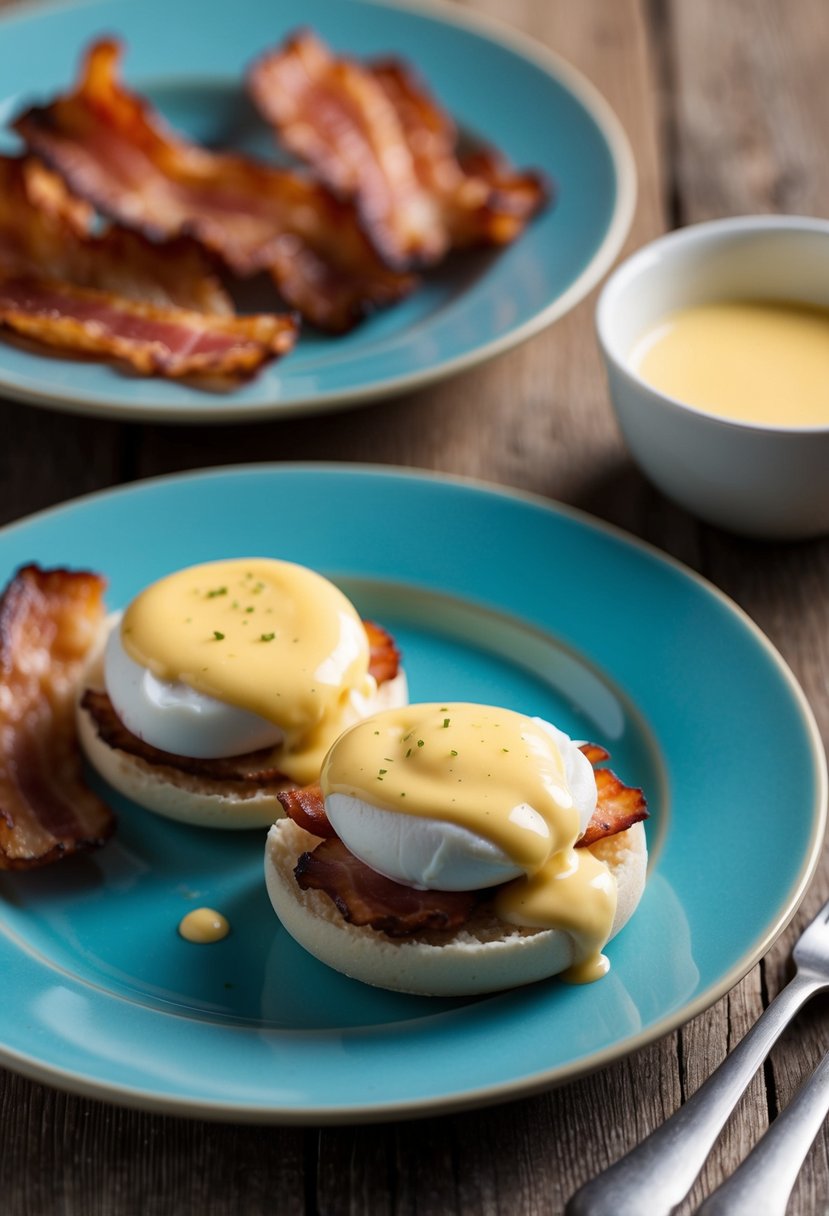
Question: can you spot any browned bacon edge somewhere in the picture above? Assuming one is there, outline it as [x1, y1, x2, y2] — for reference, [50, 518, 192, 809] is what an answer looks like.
[282, 746, 648, 937]
[0, 155, 233, 316]
[0, 155, 299, 382]
[0, 275, 298, 382]
[80, 618, 401, 782]
[14, 39, 417, 334]
[0, 565, 115, 870]
[248, 30, 549, 271]
[80, 689, 292, 785]
[295, 837, 480, 937]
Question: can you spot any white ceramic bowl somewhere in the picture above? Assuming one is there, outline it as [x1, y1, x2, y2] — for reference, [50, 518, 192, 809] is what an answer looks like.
[596, 216, 829, 539]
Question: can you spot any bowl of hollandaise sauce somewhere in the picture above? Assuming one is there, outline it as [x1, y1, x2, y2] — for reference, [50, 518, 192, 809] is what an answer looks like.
[596, 215, 829, 538]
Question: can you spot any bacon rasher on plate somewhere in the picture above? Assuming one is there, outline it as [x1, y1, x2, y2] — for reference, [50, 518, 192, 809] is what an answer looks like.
[0, 156, 230, 313]
[0, 156, 298, 380]
[278, 748, 648, 937]
[248, 30, 549, 270]
[14, 40, 416, 333]
[0, 565, 114, 870]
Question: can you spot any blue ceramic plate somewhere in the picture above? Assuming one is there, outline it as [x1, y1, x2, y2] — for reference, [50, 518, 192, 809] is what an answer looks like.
[0, 0, 634, 422]
[0, 466, 824, 1122]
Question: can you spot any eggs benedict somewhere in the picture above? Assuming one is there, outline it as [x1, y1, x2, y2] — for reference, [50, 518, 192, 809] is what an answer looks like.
[264, 702, 648, 995]
[77, 558, 408, 827]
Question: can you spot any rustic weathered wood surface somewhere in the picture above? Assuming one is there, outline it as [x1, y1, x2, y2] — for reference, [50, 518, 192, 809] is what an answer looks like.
[2, 0, 828, 1212]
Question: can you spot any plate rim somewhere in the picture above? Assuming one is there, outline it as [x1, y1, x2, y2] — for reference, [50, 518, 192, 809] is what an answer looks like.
[0, 0, 636, 423]
[0, 461, 825, 1123]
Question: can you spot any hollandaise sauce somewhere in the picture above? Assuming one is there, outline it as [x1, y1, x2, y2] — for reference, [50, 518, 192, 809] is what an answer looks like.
[631, 299, 829, 427]
[121, 559, 373, 783]
[178, 907, 230, 944]
[321, 704, 617, 983]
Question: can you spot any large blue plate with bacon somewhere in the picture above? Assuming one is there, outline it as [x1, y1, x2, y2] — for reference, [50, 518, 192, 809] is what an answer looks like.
[0, 0, 634, 421]
[0, 465, 824, 1121]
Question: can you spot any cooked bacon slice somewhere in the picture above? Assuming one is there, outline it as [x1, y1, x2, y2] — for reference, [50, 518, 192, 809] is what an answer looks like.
[14, 40, 416, 332]
[576, 749, 649, 848]
[295, 836, 480, 936]
[364, 619, 401, 686]
[578, 742, 610, 767]
[0, 566, 114, 870]
[0, 156, 232, 315]
[0, 155, 297, 380]
[80, 689, 291, 784]
[0, 274, 297, 381]
[248, 31, 548, 269]
[277, 783, 334, 838]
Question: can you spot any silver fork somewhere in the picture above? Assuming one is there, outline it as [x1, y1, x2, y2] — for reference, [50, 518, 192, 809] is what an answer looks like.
[696, 1044, 829, 1215]
[566, 895, 829, 1216]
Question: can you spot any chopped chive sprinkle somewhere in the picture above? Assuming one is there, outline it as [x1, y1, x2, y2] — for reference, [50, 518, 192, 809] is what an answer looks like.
[245, 606, 255, 614]
[379, 769, 387, 775]
[443, 718, 450, 728]
[417, 739, 425, 748]
[206, 587, 227, 598]
[212, 631, 224, 640]
[260, 632, 275, 642]
[450, 750, 458, 757]
[405, 748, 412, 758]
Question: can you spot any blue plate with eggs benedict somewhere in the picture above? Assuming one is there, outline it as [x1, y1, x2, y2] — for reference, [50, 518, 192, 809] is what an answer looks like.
[0, 0, 634, 422]
[0, 464, 824, 1121]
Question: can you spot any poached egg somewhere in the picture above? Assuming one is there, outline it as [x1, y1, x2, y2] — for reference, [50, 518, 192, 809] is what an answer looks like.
[103, 557, 406, 783]
[318, 702, 616, 980]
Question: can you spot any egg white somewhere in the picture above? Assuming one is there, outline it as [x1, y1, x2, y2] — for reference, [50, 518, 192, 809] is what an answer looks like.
[324, 718, 597, 891]
[104, 618, 409, 764]
[104, 624, 285, 758]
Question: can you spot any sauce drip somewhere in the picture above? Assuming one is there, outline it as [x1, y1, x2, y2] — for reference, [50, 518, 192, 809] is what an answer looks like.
[632, 300, 829, 427]
[178, 907, 230, 943]
[121, 558, 373, 783]
[322, 703, 616, 980]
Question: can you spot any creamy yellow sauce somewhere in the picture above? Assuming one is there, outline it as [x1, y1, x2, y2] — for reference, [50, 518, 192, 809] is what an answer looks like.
[321, 704, 616, 982]
[178, 907, 230, 943]
[121, 559, 374, 783]
[632, 300, 829, 426]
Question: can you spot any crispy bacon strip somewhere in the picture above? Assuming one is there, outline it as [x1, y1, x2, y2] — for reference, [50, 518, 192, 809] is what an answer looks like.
[80, 689, 291, 784]
[0, 275, 297, 381]
[14, 40, 416, 332]
[0, 566, 114, 870]
[248, 31, 549, 269]
[0, 155, 298, 380]
[295, 837, 480, 936]
[277, 783, 333, 838]
[577, 748, 649, 847]
[364, 619, 401, 686]
[0, 156, 232, 314]
[282, 746, 648, 935]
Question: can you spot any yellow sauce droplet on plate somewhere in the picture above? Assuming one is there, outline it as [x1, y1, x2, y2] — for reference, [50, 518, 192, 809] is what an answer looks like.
[178, 907, 230, 944]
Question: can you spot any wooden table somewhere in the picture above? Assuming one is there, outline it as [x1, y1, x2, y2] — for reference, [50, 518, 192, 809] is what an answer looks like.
[2, 1, 829, 1212]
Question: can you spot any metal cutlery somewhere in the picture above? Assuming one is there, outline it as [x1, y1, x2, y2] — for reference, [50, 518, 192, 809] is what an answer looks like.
[566, 896, 829, 1216]
[696, 1044, 829, 1216]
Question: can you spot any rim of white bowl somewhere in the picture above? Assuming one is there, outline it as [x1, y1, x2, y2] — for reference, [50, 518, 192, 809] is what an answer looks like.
[596, 214, 829, 437]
